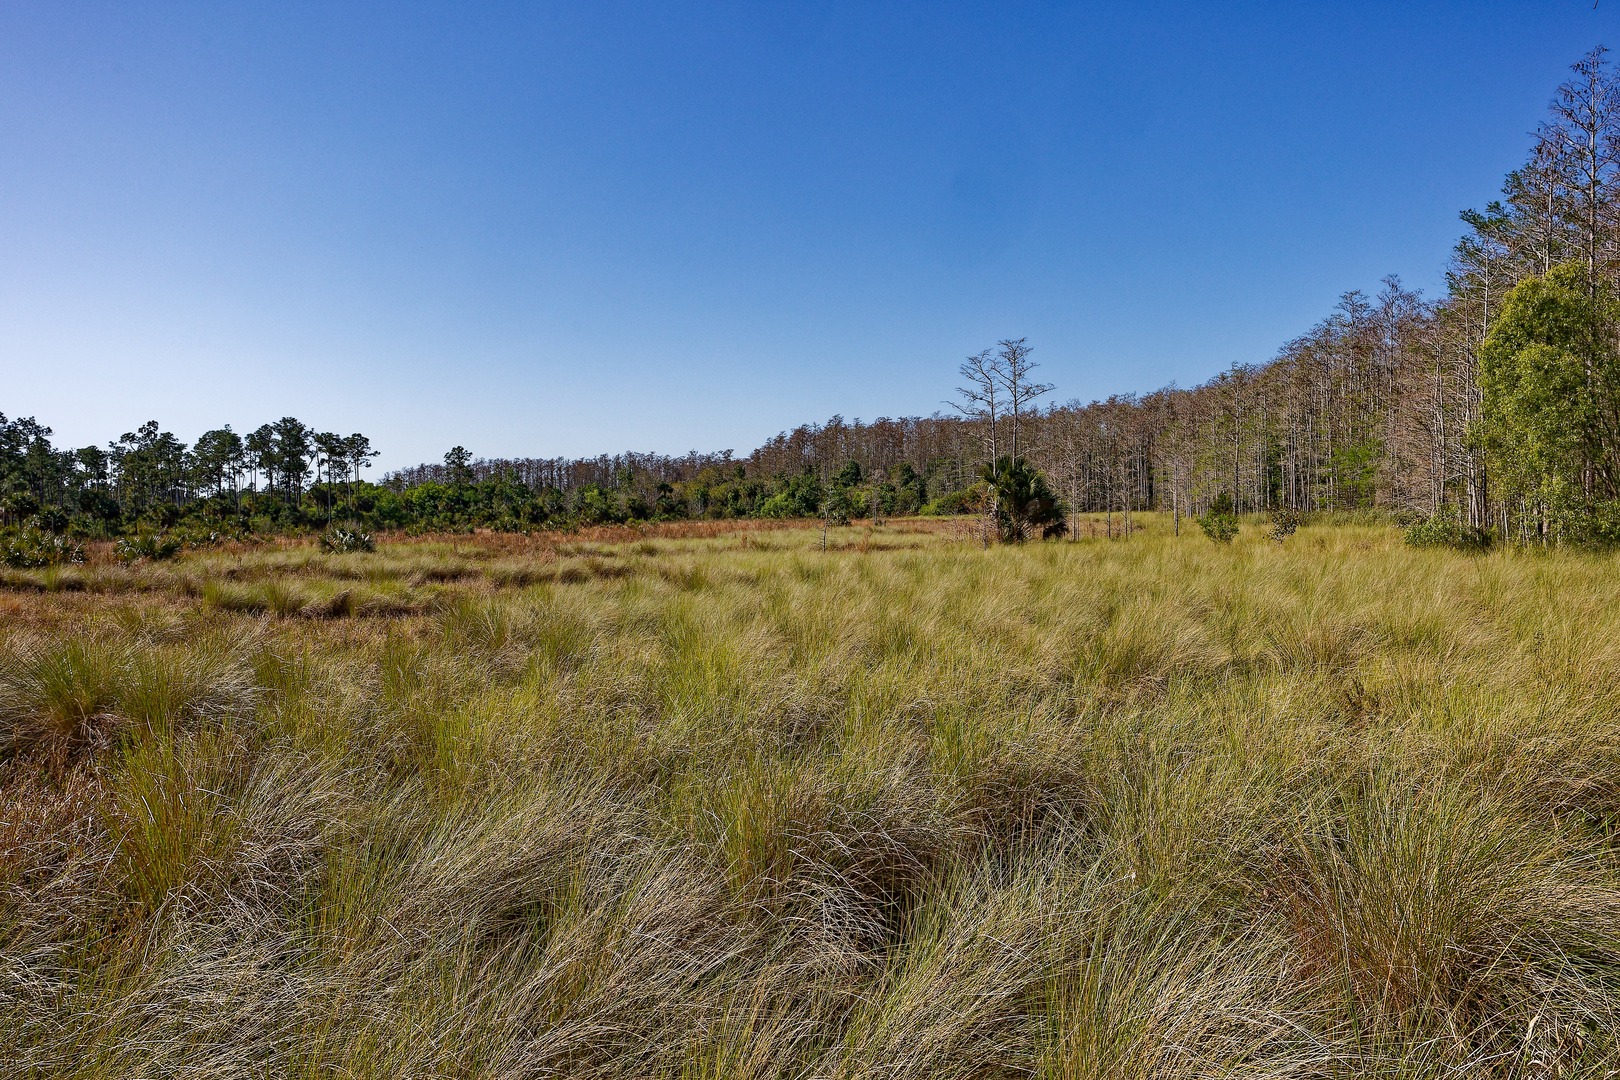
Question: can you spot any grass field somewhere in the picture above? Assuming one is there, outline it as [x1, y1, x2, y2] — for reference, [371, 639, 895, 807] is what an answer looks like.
[6, 514, 1620, 1077]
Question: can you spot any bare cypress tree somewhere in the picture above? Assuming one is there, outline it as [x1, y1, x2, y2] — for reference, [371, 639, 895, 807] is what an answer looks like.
[952, 349, 1005, 545]
[1544, 47, 1620, 293]
[1502, 140, 1576, 276]
[995, 338, 1054, 465]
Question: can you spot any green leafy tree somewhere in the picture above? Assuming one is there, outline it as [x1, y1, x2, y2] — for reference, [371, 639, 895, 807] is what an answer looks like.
[1268, 506, 1301, 543]
[313, 431, 346, 521]
[0, 415, 64, 512]
[444, 446, 475, 486]
[2, 490, 39, 528]
[114, 421, 188, 519]
[894, 462, 927, 513]
[246, 425, 276, 497]
[1405, 505, 1492, 550]
[74, 445, 110, 488]
[759, 473, 821, 519]
[192, 427, 244, 502]
[342, 434, 379, 511]
[574, 484, 620, 524]
[822, 485, 855, 526]
[1479, 261, 1620, 539]
[271, 418, 314, 503]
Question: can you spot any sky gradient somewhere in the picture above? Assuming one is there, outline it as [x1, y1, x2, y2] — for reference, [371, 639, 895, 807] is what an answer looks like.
[4, 1, 1620, 470]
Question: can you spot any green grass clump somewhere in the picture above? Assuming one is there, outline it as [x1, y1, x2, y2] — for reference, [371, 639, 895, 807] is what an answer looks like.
[8, 515, 1620, 1075]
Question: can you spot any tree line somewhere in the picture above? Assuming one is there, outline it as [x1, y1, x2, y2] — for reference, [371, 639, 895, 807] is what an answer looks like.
[1007, 44, 1620, 546]
[9, 48, 1620, 547]
[704, 44, 1620, 546]
[0, 415, 382, 534]
[0, 407, 979, 538]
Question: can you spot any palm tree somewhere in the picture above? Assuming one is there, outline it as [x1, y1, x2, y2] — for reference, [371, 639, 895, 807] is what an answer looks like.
[981, 457, 1062, 542]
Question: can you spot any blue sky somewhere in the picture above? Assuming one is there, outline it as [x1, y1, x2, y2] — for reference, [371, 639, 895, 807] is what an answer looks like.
[3, 1, 1618, 470]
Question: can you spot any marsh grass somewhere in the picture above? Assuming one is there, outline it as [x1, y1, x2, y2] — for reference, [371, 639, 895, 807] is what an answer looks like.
[8, 515, 1620, 1075]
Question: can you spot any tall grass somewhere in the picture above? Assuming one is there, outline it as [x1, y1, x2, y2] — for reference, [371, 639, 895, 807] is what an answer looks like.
[6, 516, 1620, 1075]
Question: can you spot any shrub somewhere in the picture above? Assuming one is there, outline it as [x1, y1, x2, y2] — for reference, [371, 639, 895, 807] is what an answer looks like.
[1197, 510, 1239, 544]
[34, 507, 69, 534]
[1199, 514, 1239, 543]
[822, 489, 855, 526]
[173, 526, 236, 550]
[320, 525, 376, 553]
[1404, 506, 1491, 550]
[1196, 493, 1240, 544]
[116, 533, 182, 562]
[923, 486, 987, 517]
[2, 491, 39, 521]
[1268, 506, 1301, 543]
[982, 457, 1064, 541]
[757, 493, 798, 519]
[2, 527, 86, 568]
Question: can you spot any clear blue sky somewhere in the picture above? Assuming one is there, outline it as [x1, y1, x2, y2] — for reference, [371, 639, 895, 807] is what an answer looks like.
[3, 2, 1618, 470]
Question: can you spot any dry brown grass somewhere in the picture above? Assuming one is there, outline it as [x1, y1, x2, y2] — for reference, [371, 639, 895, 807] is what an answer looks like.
[5, 514, 1620, 1077]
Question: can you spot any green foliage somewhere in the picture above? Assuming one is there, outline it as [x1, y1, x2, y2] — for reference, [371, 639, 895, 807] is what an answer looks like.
[1, 404, 1003, 539]
[574, 484, 622, 525]
[320, 525, 376, 554]
[170, 525, 237, 551]
[894, 462, 927, 513]
[822, 486, 855, 525]
[1404, 506, 1492, 550]
[922, 485, 985, 517]
[3, 490, 40, 523]
[74, 487, 120, 524]
[982, 457, 1063, 541]
[1268, 506, 1301, 543]
[653, 481, 686, 519]
[1480, 262, 1620, 540]
[1326, 438, 1382, 509]
[759, 474, 823, 519]
[116, 533, 183, 563]
[1198, 495, 1239, 543]
[443, 445, 475, 485]
[35, 506, 69, 534]
[1198, 513, 1239, 544]
[1, 527, 86, 568]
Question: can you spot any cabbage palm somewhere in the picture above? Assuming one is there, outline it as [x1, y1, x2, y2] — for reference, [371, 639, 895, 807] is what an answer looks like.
[980, 456, 1062, 542]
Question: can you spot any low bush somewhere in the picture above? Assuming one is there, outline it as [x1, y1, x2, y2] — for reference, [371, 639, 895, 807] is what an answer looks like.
[1198, 511, 1239, 544]
[921, 486, 986, 517]
[1196, 493, 1240, 544]
[1268, 506, 1301, 543]
[320, 525, 376, 553]
[2, 527, 86, 568]
[1404, 506, 1491, 550]
[173, 526, 238, 550]
[116, 533, 183, 562]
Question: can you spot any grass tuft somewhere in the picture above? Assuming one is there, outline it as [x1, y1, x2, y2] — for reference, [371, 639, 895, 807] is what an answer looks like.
[8, 516, 1620, 1075]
